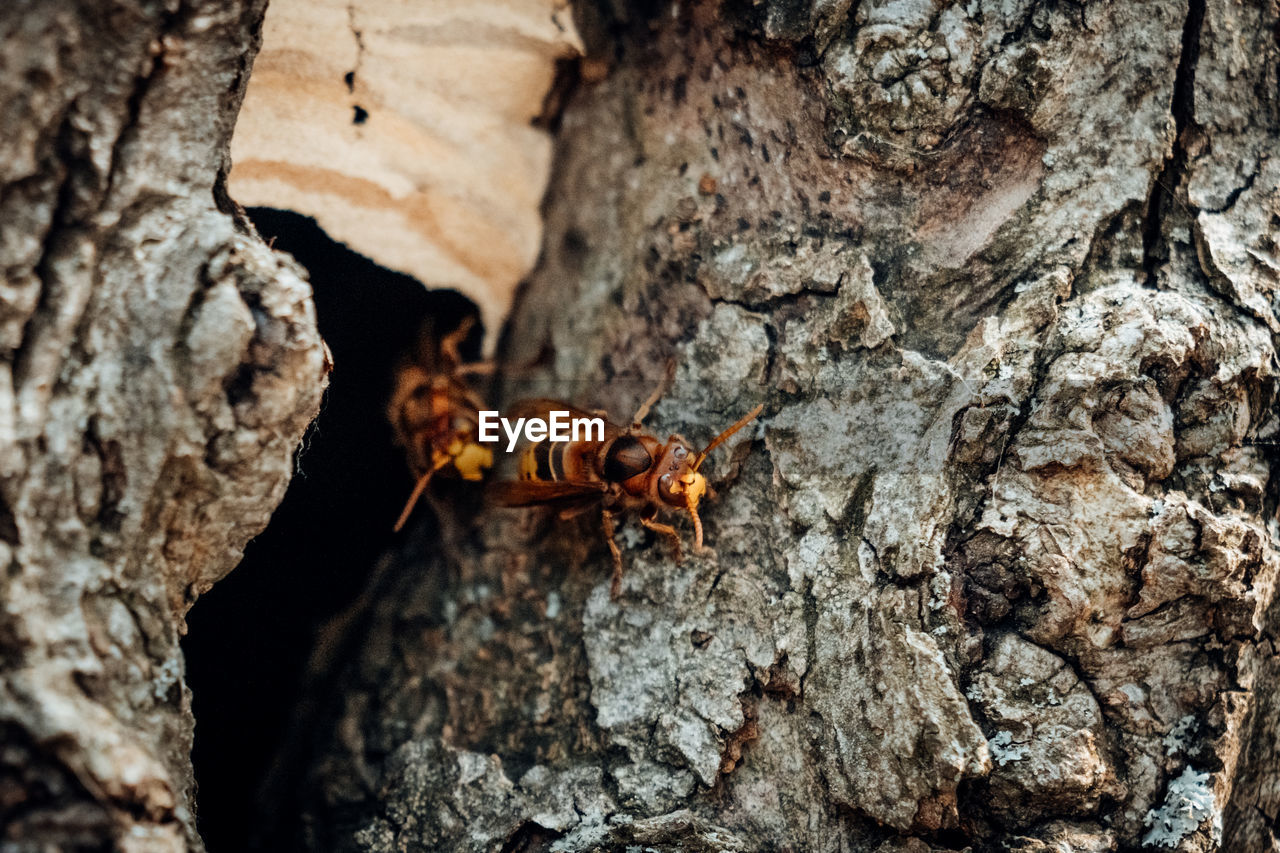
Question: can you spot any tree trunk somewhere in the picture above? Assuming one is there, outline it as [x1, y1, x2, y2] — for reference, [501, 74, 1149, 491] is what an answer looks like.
[0, 3, 325, 850]
[5, 0, 1279, 850]
[284, 1, 1280, 851]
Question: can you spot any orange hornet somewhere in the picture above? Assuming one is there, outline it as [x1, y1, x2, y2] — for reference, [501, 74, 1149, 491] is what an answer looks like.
[489, 372, 763, 598]
[388, 318, 494, 532]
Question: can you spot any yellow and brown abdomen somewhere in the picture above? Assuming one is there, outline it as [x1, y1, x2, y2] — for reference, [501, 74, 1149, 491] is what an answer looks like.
[517, 433, 658, 494]
[518, 440, 574, 482]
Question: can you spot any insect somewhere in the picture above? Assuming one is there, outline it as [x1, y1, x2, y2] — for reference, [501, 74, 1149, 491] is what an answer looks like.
[388, 317, 494, 532]
[488, 369, 764, 598]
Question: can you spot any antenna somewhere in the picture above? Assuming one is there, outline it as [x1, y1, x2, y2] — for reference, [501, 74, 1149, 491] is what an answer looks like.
[692, 403, 764, 471]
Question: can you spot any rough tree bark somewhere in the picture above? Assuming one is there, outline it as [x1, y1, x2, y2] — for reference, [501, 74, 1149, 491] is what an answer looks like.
[284, 1, 1280, 852]
[0, 3, 325, 850]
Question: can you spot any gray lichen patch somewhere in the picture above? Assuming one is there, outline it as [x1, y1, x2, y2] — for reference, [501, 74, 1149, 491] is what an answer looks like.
[1142, 766, 1220, 849]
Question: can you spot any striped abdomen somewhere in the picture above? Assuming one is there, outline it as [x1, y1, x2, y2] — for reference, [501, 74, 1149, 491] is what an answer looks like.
[518, 434, 653, 485]
[519, 440, 573, 482]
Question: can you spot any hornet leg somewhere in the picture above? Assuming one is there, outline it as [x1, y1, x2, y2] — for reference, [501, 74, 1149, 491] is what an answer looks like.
[393, 455, 450, 532]
[601, 509, 624, 599]
[629, 359, 676, 430]
[641, 515, 683, 564]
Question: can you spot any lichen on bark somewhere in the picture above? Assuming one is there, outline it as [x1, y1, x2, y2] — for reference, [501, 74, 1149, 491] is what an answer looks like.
[281, 1, 1280, 851]
[5, 0, 1276, 849]
[0, 2, 326, 849]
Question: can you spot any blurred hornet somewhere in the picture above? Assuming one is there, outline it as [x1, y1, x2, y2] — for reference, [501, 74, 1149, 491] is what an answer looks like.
[489, 370, 764, 598]
[389, 318, 494, 532]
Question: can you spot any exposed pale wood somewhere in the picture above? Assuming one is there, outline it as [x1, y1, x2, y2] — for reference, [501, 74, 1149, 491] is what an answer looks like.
[229, 0, 581, 350]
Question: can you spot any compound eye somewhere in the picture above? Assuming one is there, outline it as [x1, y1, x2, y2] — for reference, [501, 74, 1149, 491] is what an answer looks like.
[673, 446, 688, 460]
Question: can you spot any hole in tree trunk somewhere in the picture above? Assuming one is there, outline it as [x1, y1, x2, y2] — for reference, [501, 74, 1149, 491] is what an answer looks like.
[182, 207, 479, 852]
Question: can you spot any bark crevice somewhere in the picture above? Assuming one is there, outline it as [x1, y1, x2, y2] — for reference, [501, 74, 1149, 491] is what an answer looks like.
[1141, 0, 1204, 288]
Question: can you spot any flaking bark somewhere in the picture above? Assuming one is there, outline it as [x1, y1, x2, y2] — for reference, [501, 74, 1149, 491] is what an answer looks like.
[288, 1, 1280, 851]
[0, 3, 325, 849]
